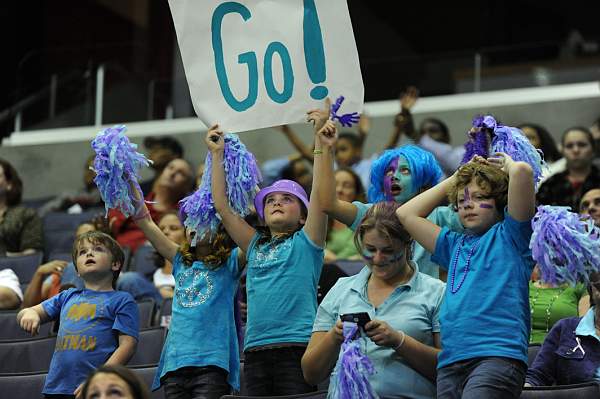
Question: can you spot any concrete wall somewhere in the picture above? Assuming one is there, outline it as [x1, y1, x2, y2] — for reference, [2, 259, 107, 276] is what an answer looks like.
[2, 85, 599, 200]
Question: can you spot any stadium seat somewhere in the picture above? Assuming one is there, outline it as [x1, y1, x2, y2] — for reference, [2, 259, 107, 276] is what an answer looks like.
[0, 252, 44, 284]
[128, 327, 166, 366]
[156, 297, 173, 327]
[0, 310, 52, 340]
[520, 382, 600, 398]
[137, 298, 157, 328]
[0, 370, 46, 399]
[129, 364, 165, 399]
[0, 335, 56, 373]
[221, 391, 328, 399]
[528, 344, 541, 366]
[130, 245, 158, 278]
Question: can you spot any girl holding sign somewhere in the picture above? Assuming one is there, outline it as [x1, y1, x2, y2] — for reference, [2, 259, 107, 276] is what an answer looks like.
[209, 113, 330, 395]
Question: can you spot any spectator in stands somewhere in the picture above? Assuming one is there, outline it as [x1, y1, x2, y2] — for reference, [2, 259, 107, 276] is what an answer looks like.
[21, 217, 110, 308]
[389, 87, 465, 176]
[210, 114, 329, 395]
[109, 158, 194, 252]
[590, 117, 600, 159]
[17, 231, 139, 398]
[149, 211, 183, 299]
[324, 167, 365, 263]
[280, 156, 313, 195]
[313, 119, 459, 280]
[518, 123, 562, 164]
[0, 158, 43, 256]
[397, 154, 536, 398]
[39, 154, 103, 216]
[537, 127, 600, 209]
[132, 177, 245, 397]
[0, 268, 22, 309]
[580, 187, 600, 226]
[81, 364, 150, 399]
[139, 136, 184, 194]
[525, 272, 600, 386]
[302, 202, 444, 398]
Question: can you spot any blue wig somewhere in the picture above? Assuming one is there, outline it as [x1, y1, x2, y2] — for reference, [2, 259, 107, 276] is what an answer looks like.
[367, 145, 443, 203]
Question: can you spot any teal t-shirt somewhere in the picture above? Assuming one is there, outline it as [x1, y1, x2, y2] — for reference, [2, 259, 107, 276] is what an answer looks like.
[245, 228, 324, 350]
[350, 201, 463, 278]
[313, 262, 445, 398]
[153, 250, 242, 391]
[432, 210, 535, 368]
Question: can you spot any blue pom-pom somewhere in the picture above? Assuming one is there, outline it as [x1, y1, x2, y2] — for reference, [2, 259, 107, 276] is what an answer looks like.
[179, 133, 262, 245]
[530, 205, 600, 286]
[91, 125, 151, 217]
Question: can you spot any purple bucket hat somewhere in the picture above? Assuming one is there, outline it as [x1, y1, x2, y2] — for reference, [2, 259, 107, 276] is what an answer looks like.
[254, 179, 310, 220]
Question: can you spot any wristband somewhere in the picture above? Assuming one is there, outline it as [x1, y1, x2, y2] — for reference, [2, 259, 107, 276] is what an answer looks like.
[393, 331, 406, 351]
[313, 149, 323, 155]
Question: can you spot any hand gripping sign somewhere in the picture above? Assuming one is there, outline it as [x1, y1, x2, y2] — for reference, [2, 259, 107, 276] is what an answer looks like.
[169, 0, 364, 132]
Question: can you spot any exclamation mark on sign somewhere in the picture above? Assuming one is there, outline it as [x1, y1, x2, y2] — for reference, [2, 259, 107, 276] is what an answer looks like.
[303, 0, 328, 100]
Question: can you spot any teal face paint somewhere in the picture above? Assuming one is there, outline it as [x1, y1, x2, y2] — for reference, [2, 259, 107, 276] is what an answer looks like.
[392, 156, 415, 203]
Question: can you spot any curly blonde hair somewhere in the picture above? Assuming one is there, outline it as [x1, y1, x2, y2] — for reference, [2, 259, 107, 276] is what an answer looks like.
[448, 162, 509, 213]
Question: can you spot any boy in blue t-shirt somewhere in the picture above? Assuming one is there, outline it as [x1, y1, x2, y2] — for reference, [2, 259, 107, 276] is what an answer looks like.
[397, 153, 536, 398]
[17, 231, 139, 398]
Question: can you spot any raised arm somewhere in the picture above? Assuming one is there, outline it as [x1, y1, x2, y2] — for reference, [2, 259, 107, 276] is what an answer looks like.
[129, 183, 179, 263]
[384, 87, 420, 150]
[279, 125, 314, 162]
[396, 175, 455, 253]
[492, 153, 535, 221]
[17, 304, 50, 336]
[313, 112, 360, 227]
[208, 125, 257, 252]
[302, 118, 332, 247]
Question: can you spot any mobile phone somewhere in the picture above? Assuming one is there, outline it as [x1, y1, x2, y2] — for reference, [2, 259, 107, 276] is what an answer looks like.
[340, 312, 371, 329]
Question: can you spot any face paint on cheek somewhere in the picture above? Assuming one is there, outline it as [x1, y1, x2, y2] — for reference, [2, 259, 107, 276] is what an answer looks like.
[383, 157, 399, 201]
[392, 157, 415, 203]
[464, 187, 470, 204]
[479, 203, 494, 209]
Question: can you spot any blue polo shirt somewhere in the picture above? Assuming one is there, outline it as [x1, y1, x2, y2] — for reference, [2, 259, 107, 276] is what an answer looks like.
[313, 262, 445, 399]
[350, 201, 463, 279]
[432, 209, 535, 368]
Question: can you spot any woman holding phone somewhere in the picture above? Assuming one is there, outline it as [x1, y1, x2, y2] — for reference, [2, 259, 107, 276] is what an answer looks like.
[301, 201, 445, 399]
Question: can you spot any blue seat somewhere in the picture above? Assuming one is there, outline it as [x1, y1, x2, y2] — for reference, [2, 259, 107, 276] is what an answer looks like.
[334, 260, 364, 276]
[221, 391, 328, 399]
[156, 297, 173, 327]
[520, 382, 600, 398]
[137, 298, 156, 328]
[129, 365, 165, 399]
[528, 344, 541, 366]
[0, 310, 52, 341]
[127, 327, 166, 366]
[0, 252, 44, 284]
[0, 370, 46, 399]
[0, 335, 56, 373]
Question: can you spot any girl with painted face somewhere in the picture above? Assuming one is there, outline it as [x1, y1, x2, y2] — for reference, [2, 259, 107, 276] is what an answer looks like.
[209, 114, 329, 396]
[315, 131, 463, 279]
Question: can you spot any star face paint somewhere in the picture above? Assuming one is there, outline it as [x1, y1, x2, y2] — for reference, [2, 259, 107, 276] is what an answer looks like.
[383, 155, 414, 203]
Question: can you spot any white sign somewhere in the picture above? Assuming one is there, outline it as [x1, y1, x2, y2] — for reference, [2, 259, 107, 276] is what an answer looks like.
[169, 0, 364, 133]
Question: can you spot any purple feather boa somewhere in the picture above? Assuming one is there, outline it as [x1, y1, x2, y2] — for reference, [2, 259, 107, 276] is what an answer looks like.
[330, 322, 378, 399]
[91, 125, 151, 217]
[530, 205, 600, 285]
[461, 115, 547, 188]
[179, 133, 261, 245]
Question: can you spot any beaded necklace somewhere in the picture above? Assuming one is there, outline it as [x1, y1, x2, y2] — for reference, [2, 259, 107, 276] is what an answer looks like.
[529, 284, 565, 343]
[449, 235, 480, 294]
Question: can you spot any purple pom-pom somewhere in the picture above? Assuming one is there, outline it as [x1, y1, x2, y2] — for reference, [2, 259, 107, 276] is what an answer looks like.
[179, 133, 261, 245]
[91, 125, 151, 217]
[330, 96, 361, 128]
[530, 205, 600, 286]
[330, 322, 377, 399]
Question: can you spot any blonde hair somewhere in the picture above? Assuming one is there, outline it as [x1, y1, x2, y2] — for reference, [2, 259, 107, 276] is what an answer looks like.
[448, 162, 509, 213]
[179, 224, 235, 270]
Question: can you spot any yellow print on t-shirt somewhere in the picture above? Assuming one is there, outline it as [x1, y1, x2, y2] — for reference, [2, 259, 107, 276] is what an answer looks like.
[66, 302, 97, 322]
[55, 334, 97, 352]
